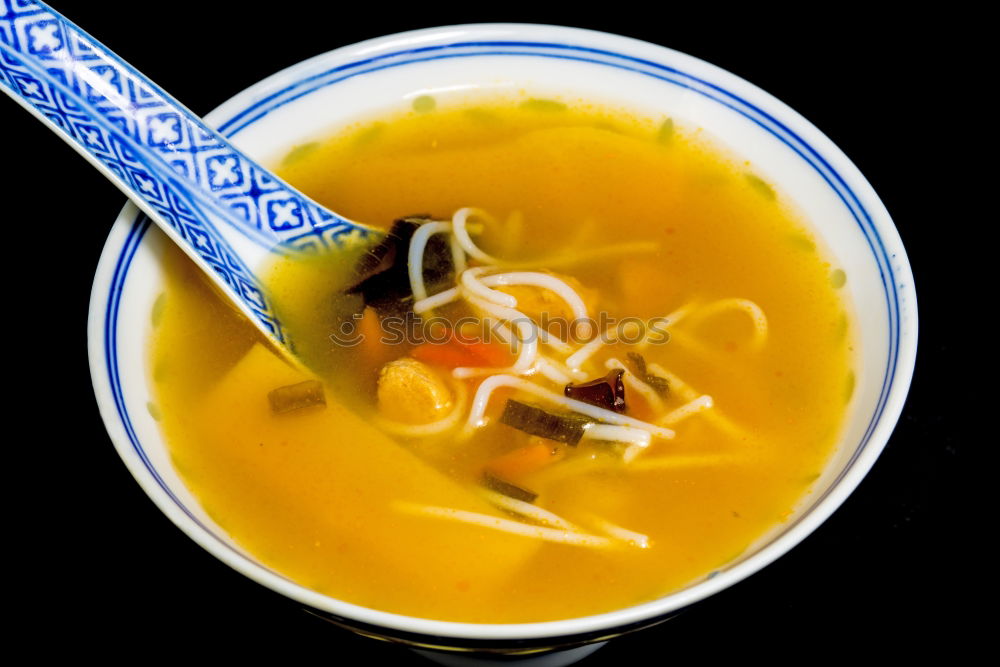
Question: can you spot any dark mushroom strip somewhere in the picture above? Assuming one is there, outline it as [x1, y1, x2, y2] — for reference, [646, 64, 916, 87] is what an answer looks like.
[564, 369, 627, 413]
[499, 399, 590, 445]
[346, 216, 455, 316]
[482, 471, 538, 504]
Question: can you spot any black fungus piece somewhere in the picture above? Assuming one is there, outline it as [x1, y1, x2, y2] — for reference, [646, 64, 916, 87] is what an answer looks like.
[626, 352, 670, 397]
[499, 399, 589, 445]
[268, 380, 326, 414]
[482, 471, 538, 504]
[565, 368, 627, 413]
[345, 216, 454, 316]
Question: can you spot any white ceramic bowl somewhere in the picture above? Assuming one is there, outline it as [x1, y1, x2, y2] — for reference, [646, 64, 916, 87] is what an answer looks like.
[88, 23, 917, 657]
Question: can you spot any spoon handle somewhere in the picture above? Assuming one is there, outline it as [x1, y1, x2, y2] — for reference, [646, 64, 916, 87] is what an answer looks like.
[0, 1, 370, 347]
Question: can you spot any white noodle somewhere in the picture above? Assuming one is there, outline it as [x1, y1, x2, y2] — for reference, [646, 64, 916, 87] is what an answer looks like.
[472, 318, 571, 362]
[407, 221, 452, 302]
[659, 395, 714, 426]
[699, 408, 747, 440]
[498, 209, 525, 256]
[621, 444, 646, 463]
[647, 362, 746, 438]
[452, 207, 504, 264]
[449, 232, 467, 274]
[583, 424, 652, 447]
[636, 302, 696, 351]
[448, 321, 542, 382]
[413, 286, 460, 314]
[453, 289, 538, 378]
[481, 272, 590, 322]
[395, 502, 614, 548]
[605, 357, 665, 413]
[373, 380, 469, 438]
[542, 354, 589, 381]
[582, 424, 653, 463]
[451, 209, 657, 270]
[482, 270, 595, 341]
[662, 329, 771, 385]
[565, 330, 616, 370]
[690, 298, 768, 349]
[461, 374, 675, 440]
[460, 267, 517, 307]
[479, 490, 578, 530]
[538, 328, 575, 355]
[534, 357, 573, 385]
[578, 514, 650, 549]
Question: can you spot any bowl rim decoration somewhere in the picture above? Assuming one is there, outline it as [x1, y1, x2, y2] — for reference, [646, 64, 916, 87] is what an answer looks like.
[88, 23, 917, 648]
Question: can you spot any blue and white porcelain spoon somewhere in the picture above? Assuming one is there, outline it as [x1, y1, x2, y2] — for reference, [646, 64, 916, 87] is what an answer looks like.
[0, 0, 375, 351]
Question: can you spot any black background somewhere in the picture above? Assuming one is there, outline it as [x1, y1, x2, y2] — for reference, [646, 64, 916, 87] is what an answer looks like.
[4, 2, 966, 661]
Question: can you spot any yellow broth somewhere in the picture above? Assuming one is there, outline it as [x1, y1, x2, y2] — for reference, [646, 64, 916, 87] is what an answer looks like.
[149, 98, 854, 622]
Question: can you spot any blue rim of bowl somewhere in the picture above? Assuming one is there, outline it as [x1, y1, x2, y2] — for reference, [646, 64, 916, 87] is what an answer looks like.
[97, 33, 908, 645]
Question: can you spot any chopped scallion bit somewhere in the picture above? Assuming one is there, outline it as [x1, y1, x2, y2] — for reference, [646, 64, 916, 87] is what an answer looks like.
[268, 380, 326, 415]
[626, 352, 670, 397]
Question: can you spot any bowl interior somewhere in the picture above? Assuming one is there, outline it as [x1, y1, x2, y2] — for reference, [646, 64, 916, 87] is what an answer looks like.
[89, 23, 916, 643]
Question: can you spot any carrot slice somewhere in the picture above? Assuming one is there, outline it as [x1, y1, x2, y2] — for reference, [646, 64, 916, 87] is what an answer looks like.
[412, 330, 513, 368]
[463, 336, 514, 366]
[357, 306, 397, 367]
[486, 440, 566, 481]
[411, 341, 480, 367]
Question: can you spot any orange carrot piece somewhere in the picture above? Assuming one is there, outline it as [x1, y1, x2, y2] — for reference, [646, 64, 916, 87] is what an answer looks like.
[463, 337, 514, 366]
[486, 440, 566, 481]
[357, 307, 395, 366]
[412, 330, 513, 368]
[359, 306, 381, 342]
[411, 340, 481, 367]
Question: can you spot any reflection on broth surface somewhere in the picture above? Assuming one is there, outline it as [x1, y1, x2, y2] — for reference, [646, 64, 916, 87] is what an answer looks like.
[149, 97, 854, 623]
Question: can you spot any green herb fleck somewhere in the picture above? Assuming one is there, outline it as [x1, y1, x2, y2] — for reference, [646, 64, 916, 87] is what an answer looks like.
[626, 351, 648, 377]
[412, 95, 436, 113]
[626, 352, 670, 397]
[281, 142, 319, 166]
[520, 98, 566, 113]
[151, 292, 166, 328]
[787, 233, 816, 252]
[463, 108, 499, 124]
[353, 123, 385, 147]
[844, 370, 856, 403]
[833, 312, 848, 342]
[645, 375, 670, 396]
[745, 173, 776, 200]
[656, 118, 674, 144]
[830, 269, 847, 288]
[146, 401, 162, 421]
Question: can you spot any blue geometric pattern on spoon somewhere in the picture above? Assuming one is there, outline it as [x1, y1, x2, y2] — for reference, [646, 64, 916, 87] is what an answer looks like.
[0, 0, 375, 347]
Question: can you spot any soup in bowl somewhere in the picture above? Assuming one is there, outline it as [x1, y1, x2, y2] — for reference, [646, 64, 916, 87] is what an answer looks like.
[88, 24, 916, 658]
